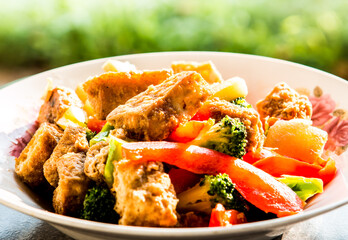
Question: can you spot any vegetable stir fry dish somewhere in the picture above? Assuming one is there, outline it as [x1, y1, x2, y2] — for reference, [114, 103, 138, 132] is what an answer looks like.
[14, 60, 338, 228]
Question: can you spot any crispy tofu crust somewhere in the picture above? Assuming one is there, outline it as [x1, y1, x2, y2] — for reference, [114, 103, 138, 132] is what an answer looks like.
[84, 140, 110, 184]
[107, 71, 212, 141]
[256, 82, 312, 126]
[52, 152, 90, 216]
[43, 126, 89, 188]
[171, 61, 223, 84]
[83, 70, 173, 120]
[113, 160, 178, 227]
[15, 123, 63, 187]
[199, 98, 265, 154]
[38, 87, 83, 124]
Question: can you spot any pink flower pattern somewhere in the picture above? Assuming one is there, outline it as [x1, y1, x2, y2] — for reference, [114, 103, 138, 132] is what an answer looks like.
[309, 94, 336, 126]
[309, 89, 348, 154]
[323, 117, 348, 150]
[9, 121, 39, 158]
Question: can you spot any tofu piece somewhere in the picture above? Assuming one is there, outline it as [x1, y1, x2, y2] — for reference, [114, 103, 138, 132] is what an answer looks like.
[84, 140, 109, 184]
[107, 71, 212, 141]
[112, 160, 178, 227]
[198, 98, 265, 154]
[256, 82, 312, 127]
[15, 123, 63, 187]
[83, 70, 173, 120]
[171, 61, 223, 84]
[38, 87, 83, 124]
[43, 126, 89, 188]
[52, 152, 90, 216]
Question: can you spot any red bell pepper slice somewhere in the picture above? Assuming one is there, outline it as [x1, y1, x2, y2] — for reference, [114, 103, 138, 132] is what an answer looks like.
[191, 109, 211, 121]
[168, 168, 202, 194]
[87, 118, 107, 133]
[243, 148, 276, 165]
[209, 203, 247, 227]
[252, 152, 337, 185]
[318, 158, 337, 185]
[122, 141, 303, 217]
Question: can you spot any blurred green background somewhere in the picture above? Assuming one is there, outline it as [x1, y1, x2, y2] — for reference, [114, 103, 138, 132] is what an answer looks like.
[1, 0, 348, 84]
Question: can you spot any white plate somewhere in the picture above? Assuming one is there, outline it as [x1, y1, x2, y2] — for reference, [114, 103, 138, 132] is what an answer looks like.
[0, 51, 348, 240]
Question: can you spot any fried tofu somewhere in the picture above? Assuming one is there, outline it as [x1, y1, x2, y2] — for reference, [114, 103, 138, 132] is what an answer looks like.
[83, 70, 173, 120]
[107, 71, 212, 141]
[52, 152, 90, 216]
[198, 98, 265, 154]
[112, 160, 178, 227]
[256, 82, 312, 127]
[84, 140, 109, 184]
[38, 87, 83, 124]
[15, 123, 63, 187]
[171, 61, 223, 84]
[43, 126, 89, 188]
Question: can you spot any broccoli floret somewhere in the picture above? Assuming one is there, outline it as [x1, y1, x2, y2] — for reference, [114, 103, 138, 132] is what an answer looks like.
[177, 173, 247, 214]
[192, 116, 248, 158]
[86, 129, 97, 143]
[231, 97, 252, 108]
[80, 185, 119, 223]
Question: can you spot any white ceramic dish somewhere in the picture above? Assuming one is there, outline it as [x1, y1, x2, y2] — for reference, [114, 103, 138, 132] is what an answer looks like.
[0, 51, 348, 240]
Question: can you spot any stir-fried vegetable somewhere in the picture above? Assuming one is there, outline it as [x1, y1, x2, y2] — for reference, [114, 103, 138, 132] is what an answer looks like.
[209, 203, 247, 227]
[277, 175, 323, 202]
[250, 149, 337, 185]
[231, 97, 252, 108]
[177, 173, 247, 214]
[89, 123, 114, 146]
[80, 185, 119, 223]
[122, 141, 304, 217]
[104, 136, 125, 187]
[191, 116, 248, 159]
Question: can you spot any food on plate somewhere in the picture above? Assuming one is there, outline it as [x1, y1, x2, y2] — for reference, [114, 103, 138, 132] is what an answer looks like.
[177, 173, 247, 214]
[13, 59, 338, 228]
[256, 82, 312, 128]
[264, 119, 328, 165]
[43, 125, 89, 188]
[84, 140, 110, 184]
[52, 152, 90, 216]
[189, 116, 248, 159]
[112, 160, 178, 227]
[38, 87, 83, 124]
[106, 71, 212, 141]
[194, 98, 265, 155]
[15, 122, 62, 187]
[277, 175, 323, 202]
[83, 70, 173, 119]
[210, 77, 248, 101]
[171, 61, 223, 84]
[80, 184, 119, 223]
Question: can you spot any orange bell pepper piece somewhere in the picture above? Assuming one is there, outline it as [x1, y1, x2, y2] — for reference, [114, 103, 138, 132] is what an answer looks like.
[122, 141, 303, 217]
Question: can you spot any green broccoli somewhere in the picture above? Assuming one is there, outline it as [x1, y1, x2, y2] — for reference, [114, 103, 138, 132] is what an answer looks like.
[80, 185, 119, 223]
[177, 173, 247, 214]
[192, 116, 248, 158]
[86, 129, 97, 143]
[231, 97, 252, 108]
